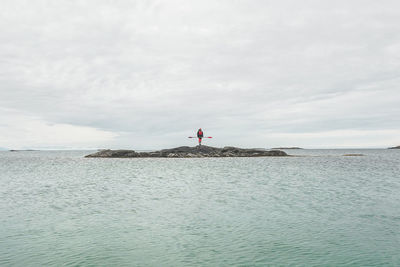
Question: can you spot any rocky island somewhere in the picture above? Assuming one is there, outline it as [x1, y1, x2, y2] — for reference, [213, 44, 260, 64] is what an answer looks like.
[388, 146, 400, 149]
[85, 145, 288, 158]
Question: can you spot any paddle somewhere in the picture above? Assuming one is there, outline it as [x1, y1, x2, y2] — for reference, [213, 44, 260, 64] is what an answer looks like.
[188, 136, 213, 138]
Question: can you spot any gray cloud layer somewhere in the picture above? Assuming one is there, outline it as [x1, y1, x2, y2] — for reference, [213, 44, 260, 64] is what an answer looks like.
[1, 0, 400, 149]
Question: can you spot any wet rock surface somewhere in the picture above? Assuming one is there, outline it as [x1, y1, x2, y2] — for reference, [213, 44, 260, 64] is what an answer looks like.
[85, 145, 288, 158]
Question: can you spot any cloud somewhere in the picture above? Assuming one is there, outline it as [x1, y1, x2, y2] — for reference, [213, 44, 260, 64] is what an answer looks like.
[1, 0, 400, 149]
[0, 108, 117, 149]
[265, 129, 400, 149]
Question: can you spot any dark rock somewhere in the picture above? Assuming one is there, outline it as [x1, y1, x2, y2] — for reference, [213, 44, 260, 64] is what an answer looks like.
[85, 145, 289, 158]
[388, 146, 400, 149]
[85, 149, 139, 158]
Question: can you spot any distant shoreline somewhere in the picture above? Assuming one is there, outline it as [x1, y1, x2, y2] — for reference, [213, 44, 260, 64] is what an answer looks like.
[9, 149, 38, 152]
[2, 147, 399, 152]
[271, 147, 303, 150]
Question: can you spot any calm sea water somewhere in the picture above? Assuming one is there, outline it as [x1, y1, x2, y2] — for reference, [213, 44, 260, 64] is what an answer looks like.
[1, 149, 399, 266]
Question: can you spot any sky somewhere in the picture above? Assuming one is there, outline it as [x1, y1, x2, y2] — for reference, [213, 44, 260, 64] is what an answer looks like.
[1, 0, 400, 150]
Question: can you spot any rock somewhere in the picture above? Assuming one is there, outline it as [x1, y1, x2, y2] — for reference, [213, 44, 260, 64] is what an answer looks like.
[85, 149, 139, 158]
[388, 146, 400, 149]
[85, 145, 289, 158]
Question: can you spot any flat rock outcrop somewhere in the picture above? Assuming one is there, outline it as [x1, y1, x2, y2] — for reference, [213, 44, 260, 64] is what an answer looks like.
[85, 145, 288, 158]
[388, 146, 400, 149]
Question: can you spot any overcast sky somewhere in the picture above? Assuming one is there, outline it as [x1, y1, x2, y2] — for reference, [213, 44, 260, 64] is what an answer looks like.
[1, 0, 400, 149]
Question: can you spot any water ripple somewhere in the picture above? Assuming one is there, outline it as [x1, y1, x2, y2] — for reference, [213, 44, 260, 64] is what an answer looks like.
[1, 150, 400, 266]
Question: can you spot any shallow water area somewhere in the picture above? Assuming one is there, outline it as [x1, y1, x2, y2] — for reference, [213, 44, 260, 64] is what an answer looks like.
[1, 149, 400, 266]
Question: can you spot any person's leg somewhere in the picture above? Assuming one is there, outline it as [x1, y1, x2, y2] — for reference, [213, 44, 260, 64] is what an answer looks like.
[198, 138, 202, 145]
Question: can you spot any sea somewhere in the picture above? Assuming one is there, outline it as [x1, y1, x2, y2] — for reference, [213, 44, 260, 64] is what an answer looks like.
[0, 149, 399, 266]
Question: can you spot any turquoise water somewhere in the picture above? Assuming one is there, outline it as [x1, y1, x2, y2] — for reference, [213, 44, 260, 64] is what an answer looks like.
[1, 149, 400, 266]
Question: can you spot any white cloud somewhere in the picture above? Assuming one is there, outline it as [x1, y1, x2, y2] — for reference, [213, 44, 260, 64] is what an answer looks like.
[265, 129, 400, 149]
[0, 108, 117, 149]
[1, 0, 400, 149]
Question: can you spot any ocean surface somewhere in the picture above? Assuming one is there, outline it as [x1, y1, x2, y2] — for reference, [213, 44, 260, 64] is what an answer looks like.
[1, 149, 399, 266]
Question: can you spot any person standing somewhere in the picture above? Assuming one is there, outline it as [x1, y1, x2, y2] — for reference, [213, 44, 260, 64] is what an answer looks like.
[197, 128, 204, 145]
